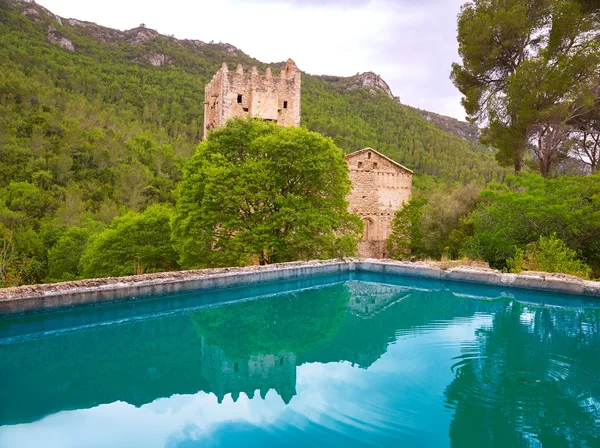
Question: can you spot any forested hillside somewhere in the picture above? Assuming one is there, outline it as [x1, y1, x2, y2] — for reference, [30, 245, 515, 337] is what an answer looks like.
[0, 0, 508, 285]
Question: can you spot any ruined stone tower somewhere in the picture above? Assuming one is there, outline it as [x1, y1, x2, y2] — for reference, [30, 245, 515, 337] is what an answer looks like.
[203, 59, 301, 138]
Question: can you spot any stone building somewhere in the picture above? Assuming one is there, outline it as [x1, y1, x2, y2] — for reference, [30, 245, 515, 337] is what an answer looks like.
[203, 59, 301, 138]
[203, 61, 413, 258]
[345, 148, 413, 258]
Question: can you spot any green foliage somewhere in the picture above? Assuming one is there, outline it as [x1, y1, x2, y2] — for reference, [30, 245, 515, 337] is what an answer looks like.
[388, 184, 480, 260]
[506, 234, 592, 279]
[0, 224, 43, 287]
[173, 118, 362, 268]
[387, 198, 427, 259]
[190, 283, 350, 359]
[80, 204, 178, 278]
[452, 0, 600, 176]
[47, 221, 105, 282]
[468, 172, 600, 272]
[420, 183, 480, 258]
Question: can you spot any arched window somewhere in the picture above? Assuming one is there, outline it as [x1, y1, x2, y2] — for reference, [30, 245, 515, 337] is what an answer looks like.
[363, 217, 375, 241]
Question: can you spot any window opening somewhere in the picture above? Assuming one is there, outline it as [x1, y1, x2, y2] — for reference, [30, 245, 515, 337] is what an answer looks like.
[358, 161, 363, 168]
[237, 94, 243, 104]
[368, 152, 371, 159]
[234, 362, 239, 372]
[373, 162, 378, 169]
[280, 358, 284, 366]
[283, 100, 288, 109]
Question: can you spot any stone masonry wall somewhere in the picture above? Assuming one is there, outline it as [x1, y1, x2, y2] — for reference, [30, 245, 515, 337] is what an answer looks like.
[346, 149, 412, 258]
[203, 59, 301, 138]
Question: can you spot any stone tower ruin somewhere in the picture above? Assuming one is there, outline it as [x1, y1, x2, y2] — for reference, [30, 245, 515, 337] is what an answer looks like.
[203, 59, 301, 138]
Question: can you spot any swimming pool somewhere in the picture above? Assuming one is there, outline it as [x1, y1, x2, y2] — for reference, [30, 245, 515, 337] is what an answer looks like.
[1, 270, 599, 447]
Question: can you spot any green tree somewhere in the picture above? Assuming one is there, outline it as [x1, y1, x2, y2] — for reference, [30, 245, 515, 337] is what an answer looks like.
[387, 198, 427, 259]
[172, 118, 362, 268]
[452, 0, 600, 176]
[47, 221, 105, 282]
[420, 183, 480, 258]
[388, 184, 480, 261]
[451, 0, 549, 171]
[80, 204, 178, 278]
[468, 172, 600, 272]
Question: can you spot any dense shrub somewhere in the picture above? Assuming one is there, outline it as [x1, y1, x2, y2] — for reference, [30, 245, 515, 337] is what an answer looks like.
[468, 173, 600, 272]
[506, 234, 592, 279]
[80, 204, 178, 278]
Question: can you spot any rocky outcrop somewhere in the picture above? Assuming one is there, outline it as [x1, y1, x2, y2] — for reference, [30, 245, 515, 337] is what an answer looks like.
[146, 53, 169, 67]
[68, 18, 92, 27]
[126, 27, 158, 45]
[220, 43, 239, 56]
[22, 7, 38, 17]
[352, 72, 394, 98]
[319, 72, 395, 98]
[47, 26, 75, 52]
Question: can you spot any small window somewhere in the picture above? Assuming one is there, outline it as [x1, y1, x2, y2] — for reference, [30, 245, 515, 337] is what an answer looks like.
[373, 162, 378, 169]
[280, 357, 284, 366]
[368, 152, 371, 159]
[234, 362, 239, 372]
[358, 161, 363, 168]
[283, 100, 288, 109]
[237, 94, 243, 104]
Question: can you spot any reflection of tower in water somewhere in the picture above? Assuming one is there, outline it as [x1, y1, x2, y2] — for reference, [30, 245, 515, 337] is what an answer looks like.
[346, 281, 411, 318]
[200, 336, 297, 404]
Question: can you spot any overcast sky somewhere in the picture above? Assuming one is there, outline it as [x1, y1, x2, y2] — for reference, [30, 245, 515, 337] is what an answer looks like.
[36, 0, 468, 120]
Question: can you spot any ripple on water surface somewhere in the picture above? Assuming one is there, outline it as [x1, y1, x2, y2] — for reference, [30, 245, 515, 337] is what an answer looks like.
[1, 278, 600, 447]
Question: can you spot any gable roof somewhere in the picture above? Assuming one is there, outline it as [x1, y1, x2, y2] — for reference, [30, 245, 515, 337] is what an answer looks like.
[345, 147, 414, 174]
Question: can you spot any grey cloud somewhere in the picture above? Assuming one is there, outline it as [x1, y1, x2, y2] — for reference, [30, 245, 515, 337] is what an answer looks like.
[230, 0, 373, 7]
[231, 0, 442, 7]
[357, 0, 466, 118]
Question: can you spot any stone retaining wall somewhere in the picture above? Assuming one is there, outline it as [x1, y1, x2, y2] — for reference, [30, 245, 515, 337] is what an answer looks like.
[0, 259, 598, 316]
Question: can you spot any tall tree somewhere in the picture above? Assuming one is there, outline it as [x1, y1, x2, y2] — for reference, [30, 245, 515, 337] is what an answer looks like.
[452, 0, 600, 176]
[451, 0, 550, 172]
[79, 204, 178, 278]
[568, 95, 600, 172]
[172, 118, 362, 268]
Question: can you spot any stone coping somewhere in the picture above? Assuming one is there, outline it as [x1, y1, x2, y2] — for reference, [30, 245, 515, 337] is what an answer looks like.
[0, 259, 598, 316]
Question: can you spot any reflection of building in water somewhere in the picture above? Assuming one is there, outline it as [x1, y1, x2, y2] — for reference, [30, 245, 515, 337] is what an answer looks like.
[200, 337, 297, 404]
[346, 281, 411, 318]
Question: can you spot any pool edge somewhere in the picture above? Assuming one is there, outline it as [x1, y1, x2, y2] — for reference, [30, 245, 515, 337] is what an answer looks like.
[0, 259, 599, 315]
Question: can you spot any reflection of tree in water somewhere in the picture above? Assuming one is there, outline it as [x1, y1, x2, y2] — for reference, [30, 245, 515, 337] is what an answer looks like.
[189, 283, 351, 403]
[445, 301, 600, 447]
[190, 283, 351, 359]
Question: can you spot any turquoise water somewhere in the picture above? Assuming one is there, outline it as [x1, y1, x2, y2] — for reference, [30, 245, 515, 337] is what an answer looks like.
[1, 272, 599, 447]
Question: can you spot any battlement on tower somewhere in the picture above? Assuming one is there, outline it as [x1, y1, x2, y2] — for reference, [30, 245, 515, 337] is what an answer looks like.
[203, 58, 301, 138]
